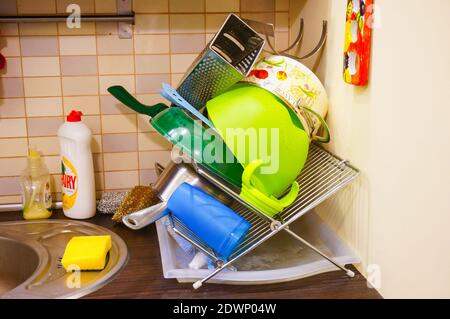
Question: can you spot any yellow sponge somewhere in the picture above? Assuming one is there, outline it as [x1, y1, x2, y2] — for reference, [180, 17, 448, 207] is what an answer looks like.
[61, 235, 112, 271]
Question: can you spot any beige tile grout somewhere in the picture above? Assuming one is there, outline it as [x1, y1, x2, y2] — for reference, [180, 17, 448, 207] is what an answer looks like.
[0, 169, 105, 178]
[93, 0, 107, 197]
[56, 13, 64, 140]
[131, 5, 143, 187]
[1, 115, 130, 120]
[4, 53, 166, 58]
[153, 0, 175, 183]
[0, 91, 187, 101]
[0, 40, 289, 59]
[287, 0, 291, 50]
[3, 31, 265, 38]
[15, 0, 30, 161]
[132, 11, 286, 14]
[0, 131, 164, 140]
[5, 20, 286, 34]
[103, 168, 155, 173]
[203, 0, 207, 49]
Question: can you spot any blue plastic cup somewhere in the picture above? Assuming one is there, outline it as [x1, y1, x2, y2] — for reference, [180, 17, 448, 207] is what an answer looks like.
[167, 183, 251, 259]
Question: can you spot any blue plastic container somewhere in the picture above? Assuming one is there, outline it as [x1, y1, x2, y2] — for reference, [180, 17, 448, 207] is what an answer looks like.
[167, 183, 251, 259]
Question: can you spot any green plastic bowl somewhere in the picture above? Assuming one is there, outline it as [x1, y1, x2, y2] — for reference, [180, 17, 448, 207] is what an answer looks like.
[206, 83, 310, 199]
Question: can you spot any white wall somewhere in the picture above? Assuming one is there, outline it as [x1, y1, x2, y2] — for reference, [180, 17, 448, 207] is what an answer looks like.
[290, 0, 450, 298]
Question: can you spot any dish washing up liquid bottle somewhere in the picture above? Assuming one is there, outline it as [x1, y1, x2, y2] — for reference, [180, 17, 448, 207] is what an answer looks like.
[58, 110, 96, 219]
[20, 148, 53, 220]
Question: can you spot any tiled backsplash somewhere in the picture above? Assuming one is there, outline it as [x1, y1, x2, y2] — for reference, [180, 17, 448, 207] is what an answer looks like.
[0, 0, 290, 204]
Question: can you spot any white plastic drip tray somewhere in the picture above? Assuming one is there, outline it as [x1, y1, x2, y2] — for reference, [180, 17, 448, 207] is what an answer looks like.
[156, 212, 359, 285]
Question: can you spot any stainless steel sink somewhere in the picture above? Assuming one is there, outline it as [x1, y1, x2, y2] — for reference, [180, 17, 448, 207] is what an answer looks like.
[0, 234, 40, 295]
[0, 220, 128, 299]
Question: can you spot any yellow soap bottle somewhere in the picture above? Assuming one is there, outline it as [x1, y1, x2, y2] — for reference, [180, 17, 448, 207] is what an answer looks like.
[20, 148, 53, 220]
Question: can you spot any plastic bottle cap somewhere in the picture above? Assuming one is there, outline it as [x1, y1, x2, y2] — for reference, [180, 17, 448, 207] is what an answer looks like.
[27, 148, 43, 177]
[67, 110, 83, 122]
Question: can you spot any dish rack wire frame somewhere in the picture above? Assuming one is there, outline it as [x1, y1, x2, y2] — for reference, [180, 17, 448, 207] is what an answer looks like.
[166, 143, 360, 289]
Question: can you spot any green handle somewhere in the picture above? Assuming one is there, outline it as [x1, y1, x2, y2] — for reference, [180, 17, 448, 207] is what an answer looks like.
[107, 85, 168, 117]
[242, 159, 263, 188]
[242, 159, 299, 208]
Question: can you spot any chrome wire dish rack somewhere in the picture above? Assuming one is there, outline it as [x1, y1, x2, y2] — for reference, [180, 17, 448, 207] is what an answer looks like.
[168, 143, 360, 289]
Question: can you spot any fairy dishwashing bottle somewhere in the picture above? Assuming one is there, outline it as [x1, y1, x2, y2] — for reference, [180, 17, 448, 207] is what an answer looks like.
[58, 110, 96, 219]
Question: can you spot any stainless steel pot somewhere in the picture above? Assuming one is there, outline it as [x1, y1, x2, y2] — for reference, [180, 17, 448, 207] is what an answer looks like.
[122, 160, 233, 230]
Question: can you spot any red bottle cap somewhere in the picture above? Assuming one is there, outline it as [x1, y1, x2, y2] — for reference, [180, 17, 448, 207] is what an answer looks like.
[67, 110, 83, 122]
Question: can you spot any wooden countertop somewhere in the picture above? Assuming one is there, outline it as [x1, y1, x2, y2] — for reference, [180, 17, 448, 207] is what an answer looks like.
[0, 210, 382, 299]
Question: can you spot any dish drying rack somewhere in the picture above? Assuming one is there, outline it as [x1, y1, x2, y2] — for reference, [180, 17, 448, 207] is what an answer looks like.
[167, 143, 359, 289]
[164, 15, 351, 289]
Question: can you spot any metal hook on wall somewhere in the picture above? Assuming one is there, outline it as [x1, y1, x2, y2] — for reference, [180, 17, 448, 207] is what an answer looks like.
[243, 18, 328, 61]
[266, 18, 305, 54]
[297, 20, 328, 60]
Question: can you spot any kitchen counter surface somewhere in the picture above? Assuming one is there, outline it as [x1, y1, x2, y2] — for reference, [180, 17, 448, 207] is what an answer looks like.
[0, 210, 382, 299]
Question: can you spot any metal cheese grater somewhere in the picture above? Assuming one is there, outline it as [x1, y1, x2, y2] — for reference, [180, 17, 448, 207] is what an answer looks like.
[176, 13, 265, 110]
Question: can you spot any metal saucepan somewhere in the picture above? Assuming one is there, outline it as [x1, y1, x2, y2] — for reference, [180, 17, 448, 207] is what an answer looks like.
[122, 159, 233, 230]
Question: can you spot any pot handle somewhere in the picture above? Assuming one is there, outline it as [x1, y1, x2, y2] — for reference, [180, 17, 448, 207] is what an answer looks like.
[122, 202, 168, 230]
[108, 85, 168, 117]
[298, 106, 331, 143]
